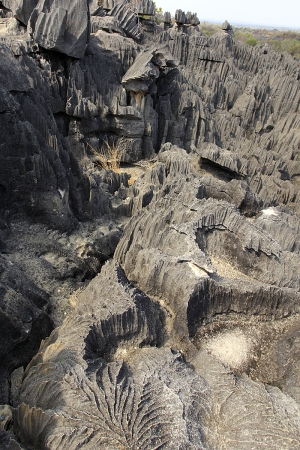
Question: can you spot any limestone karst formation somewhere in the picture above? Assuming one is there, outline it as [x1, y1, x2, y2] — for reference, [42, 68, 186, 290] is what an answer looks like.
[0, 0, 300, 448]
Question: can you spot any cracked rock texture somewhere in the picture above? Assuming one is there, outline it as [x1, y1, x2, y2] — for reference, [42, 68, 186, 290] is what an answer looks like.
[0, 0, 300, 448]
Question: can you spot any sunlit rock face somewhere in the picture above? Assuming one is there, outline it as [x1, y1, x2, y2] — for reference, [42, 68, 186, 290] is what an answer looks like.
[0, 0, 300, 448]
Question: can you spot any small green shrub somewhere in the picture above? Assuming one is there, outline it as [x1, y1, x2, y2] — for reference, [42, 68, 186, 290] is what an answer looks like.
[268, 39, 281, 52]
[245, 36, 257, 46]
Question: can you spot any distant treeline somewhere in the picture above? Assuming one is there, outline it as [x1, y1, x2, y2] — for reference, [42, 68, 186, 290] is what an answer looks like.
[201, 22, 300, 59]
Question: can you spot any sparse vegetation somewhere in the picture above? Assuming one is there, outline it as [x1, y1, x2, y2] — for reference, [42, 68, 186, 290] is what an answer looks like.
[201, 22, 300, 58]
[234, 30, 258, 46]
[154, 3, 163, 23]
[269, 37, 300, 57]
[201, 22, 219, 36]
[85, 139, 123, 171]
[234, 27, 300, 56]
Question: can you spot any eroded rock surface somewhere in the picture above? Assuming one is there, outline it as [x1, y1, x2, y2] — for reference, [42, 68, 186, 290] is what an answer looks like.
[0, 0, 300, 448]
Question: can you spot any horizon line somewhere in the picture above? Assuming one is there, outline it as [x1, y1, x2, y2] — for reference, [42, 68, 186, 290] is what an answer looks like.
[198, 19, 300, 31]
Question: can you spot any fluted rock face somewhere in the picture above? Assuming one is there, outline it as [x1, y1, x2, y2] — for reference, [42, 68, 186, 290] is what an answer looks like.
[135, 0, 156, 16]
[1, 2, 300, 448]
[0, 430, 23, 449]
[0, 255, 52, 403]
[186, 11, 200, 25]
[122, 45, 177, 92]
[13, 261, 212, 449]
[0, 43, 96, 231]
[175, 9, 186, 24]
[112, 145, 300, 445]
[110, 0, 142, 42]
[89, 0, 104, 16]
[163, 11, 171, 23]
[12, 146, 300, 446]
[193, 351, 300, 449]
[28, 0, 89, 58]
[2, 2, 298, 182]
[2, 0, 38, 24]
[115, 146, 300, 335]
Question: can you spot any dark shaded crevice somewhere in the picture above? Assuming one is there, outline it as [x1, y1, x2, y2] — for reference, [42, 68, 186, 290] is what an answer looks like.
[200, 158, 244, 181]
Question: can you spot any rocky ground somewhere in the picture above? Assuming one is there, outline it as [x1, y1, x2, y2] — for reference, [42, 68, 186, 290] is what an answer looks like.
[0, 0, 300, 449]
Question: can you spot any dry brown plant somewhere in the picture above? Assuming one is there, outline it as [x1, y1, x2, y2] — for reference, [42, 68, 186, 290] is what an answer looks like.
[85, 139, 123, 171]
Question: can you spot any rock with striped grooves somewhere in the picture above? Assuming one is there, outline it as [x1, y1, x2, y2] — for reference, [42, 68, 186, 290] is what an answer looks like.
[28, 0, 89, 58]
[14, 260, 211, 449]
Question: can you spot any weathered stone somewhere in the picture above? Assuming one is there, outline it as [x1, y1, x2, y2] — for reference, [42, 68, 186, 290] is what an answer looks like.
[1, 0, 36, 24]
[0, 405, 12, 431]
[90, 15, 123, 34]
[29, 0, 89, 58]
[163, 11, 171, 23]
[135, 0, 155, 16]
[222, 19, 232, 31]
[14, 261, 205, 448]
[89, 0, 104, 16]
[0, 2, 300, 448]
[186, 11, 200, 25]
[101, 0, 119, 10]
[193, 351, 300, 449]
[0, 430, 23, 449]
[175, 8, 186, 24]
[0, 255, 52, 403]
[110, 0, 142, 41]
[122, 45, 177, 92]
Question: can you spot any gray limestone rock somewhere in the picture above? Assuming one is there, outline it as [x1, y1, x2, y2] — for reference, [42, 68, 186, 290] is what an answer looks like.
[192, 351, 300, 449]
[135, 0, 156, 16]
[175, 9, 186, 24]
[13, 231, 300, 449]
[163, 11, 171, 23]
[222, 19, 233, 32]
[2, 0, 38, 25]
[110, 0, 142, 41]
[186, 11, 200, 25]
[101, 0, 120, 10]
[0, 430, 24, 449]
[0, 255, 52, 403]
[29, 0, 89, 58]
[89, 0, 104, 16]
[122, 45, 177, 92]
[0, 50, 73, 229]
[0, 2, 300, 448]
[12, 261, 211, 448]
[90, 15, 123, 34]
[0, 42, 116, 230]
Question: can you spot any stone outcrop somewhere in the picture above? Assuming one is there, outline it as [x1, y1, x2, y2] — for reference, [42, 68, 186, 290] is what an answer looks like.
[2, 0, 38, 25]
[1, 0, 90, 57]
[89, 0, 104, 16]
[0, 254, 52, 404]
[0, 1, 300, 448]
[135, 0, 156, 16]
[175, 9, 186, 24]
[29, 0, 90, 58]
[121, 45, 177, 92]
[11, 147, 300, 448]
[110, 0, 142, 41]
[222, 19, 233, 33]
[116, 146, 300, 334]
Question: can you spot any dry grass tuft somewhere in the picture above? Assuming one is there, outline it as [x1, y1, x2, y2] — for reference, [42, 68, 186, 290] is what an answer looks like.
[85, 139, 123, 171]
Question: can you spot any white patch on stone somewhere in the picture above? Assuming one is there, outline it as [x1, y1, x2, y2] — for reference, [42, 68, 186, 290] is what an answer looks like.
[58, 189, 65, 199]
[204, 330, 255, 370]
[261, 207, 279, 217]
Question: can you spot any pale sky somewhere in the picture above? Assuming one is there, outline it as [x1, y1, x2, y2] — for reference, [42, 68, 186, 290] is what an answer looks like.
[157, 0, 300, 29]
